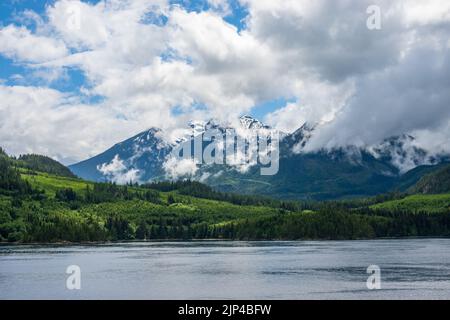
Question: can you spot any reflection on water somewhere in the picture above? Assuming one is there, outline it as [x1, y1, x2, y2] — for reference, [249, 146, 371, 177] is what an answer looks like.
[1, 239, 450, 299]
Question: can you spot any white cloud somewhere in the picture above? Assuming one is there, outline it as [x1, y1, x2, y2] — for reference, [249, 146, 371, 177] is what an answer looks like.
[0, 85, 135, 164]
[163, 157, 198, 180]
[264, 79, 355, 132]
[400, 0, 450, 25]
[166, 7, 286, 118]
[97, 154, 141, 183]
[304, 40, 450, 152]
[0, 0, 449, 166]
[0, 25, 68, 63]
[245, 0, 450, 158]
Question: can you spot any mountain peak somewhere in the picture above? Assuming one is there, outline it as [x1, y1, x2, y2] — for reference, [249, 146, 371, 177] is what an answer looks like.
[287, 121, 316, 151]
[186, 116, 270, 137]
[120, 127, 163, 148]
[188, 119, 222, 133]
[239, 115, 270, 130]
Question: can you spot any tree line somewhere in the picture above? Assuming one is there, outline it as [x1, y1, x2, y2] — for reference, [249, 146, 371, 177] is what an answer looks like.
[1, 147, 450, 243]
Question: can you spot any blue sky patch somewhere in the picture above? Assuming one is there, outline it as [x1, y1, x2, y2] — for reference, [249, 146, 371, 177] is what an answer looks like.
[0, 0, 283, 120]
[251, 97, 297, 122]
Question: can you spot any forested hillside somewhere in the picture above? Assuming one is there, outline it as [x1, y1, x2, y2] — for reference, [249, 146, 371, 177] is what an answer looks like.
[15, 154, 76, 178]
[1, 148, 450, 242]
[0, 149, 33, 195]
[412, 164, 450, 194]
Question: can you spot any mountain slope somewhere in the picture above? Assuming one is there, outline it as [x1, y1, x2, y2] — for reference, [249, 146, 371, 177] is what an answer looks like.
[68, 116, 447, 200]
[2, 149, 450, 242]
[69, 128, 171, 183]
[411, 164, 450, 194]
[201, 147, 401, 200]
[394, 162, 450, 192]
[15, 154, 76, 178]
[69, 116, 267, 183]
[0, 154, 32, 195]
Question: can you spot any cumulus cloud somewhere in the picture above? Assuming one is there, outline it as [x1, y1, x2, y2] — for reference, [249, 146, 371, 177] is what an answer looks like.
[254, 0, 450, 158]
[305, 44, 450, 151]
[0, 25, 68, 63]
[242, 0, 406, 81]
[0, 85, 135, 164]
[163, 157, 198, 180]
[264, 80, 355, 132]
[0, 0, 449, 166]
[98, 154, 141, 184]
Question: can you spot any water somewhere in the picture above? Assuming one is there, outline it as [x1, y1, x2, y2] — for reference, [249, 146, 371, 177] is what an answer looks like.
[1, 239, 450, 300]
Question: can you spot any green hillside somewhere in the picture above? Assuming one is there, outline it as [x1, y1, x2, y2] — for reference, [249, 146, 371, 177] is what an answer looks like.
[15, 154, 77, 178]
[1, 149, 450, 243]
[20, 169, 91, 196]
[371, 194, 450, 213]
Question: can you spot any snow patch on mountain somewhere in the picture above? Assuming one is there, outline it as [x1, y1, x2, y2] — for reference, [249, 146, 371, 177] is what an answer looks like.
[240, 115, 271, 130]
[367, 135, 437, 174]
[74, 114, 449, 187]
[289, 122, 442, 174]
[290, 122, 316, 153]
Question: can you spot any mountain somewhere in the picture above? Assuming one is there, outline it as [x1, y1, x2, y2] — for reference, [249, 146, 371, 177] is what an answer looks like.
[69, 116, 267, 183]
[180, 119, 444, 199]
[199, 141, 403, 200]
[3, 153, 450, 243]
[15, 154, 76, 178]
[70, 128, 171, 183]
[411, 164, 450, 194]
[239, 115, 271, 130]
[0, 148, 76, 179]
[367, 134, 440, 174]
[283, 122, 315, 153]
[69, 116, 447, 200]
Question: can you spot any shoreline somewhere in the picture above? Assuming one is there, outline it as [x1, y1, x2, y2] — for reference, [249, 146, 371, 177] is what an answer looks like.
[1, 236, 449, 246]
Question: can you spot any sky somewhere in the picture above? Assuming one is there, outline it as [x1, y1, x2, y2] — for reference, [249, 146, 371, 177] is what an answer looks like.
[0, 0, 449, 165]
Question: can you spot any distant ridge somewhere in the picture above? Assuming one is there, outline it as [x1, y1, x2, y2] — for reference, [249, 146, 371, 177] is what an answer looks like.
[16, 154, 76, 178]
[68, 116, 449, 200]
[412, 164, 450, 194]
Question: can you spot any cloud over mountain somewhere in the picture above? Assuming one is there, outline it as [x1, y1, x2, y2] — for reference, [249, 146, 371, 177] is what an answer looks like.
[0, 0, 449, 163]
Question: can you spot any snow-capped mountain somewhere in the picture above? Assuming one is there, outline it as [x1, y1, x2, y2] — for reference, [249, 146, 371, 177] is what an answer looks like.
[69, 116, 449, 200]
[368, 134, 438, 173]
[70, 116, 269, 183]
[70, 128, 171, 183]
[188, 119, 223, 136]
[174, 116, 273, 146]
[284, 122, 316, 153]
[190, 116, 271, 135]
[239, 115, 271, 130]
[282, 122, 434, 169]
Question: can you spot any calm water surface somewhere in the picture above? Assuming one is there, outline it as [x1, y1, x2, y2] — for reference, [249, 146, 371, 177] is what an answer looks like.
[1, 239, 450, 299]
